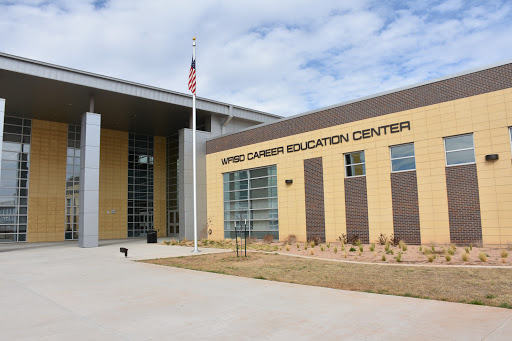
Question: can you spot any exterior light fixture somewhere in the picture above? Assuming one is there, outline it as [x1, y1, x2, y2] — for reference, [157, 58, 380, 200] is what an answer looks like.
[120, 247, 128, 257]
[485, 154, 499, 161]
[285, 179, 293, 184]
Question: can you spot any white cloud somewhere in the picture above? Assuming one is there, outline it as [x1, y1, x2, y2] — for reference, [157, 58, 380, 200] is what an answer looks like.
[0, 0, 511, 117]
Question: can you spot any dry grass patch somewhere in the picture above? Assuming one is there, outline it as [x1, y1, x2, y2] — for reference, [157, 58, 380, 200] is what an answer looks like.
[143, 252, 512, 309]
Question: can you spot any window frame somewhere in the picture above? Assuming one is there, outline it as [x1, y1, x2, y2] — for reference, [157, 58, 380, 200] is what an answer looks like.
[389, 143, 416, 173]
[344, 151, 366, 178]
[443, 133, 476, 167]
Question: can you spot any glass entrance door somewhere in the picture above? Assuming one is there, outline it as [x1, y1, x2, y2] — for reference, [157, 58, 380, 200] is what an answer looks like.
[168, 210, 179, 237]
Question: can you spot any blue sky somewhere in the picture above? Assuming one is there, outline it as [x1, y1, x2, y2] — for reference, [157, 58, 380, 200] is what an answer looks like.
[1, 0, 511, 117]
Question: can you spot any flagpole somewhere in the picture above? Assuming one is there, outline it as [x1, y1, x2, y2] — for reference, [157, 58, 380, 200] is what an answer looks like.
[192, 37, 200, 253]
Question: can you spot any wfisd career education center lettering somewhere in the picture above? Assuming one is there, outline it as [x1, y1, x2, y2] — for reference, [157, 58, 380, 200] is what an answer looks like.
[221, 121, 411, 165]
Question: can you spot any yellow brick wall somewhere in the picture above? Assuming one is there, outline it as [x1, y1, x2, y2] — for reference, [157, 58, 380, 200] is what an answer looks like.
[207, 87, 512, 245]
[153, 136, 167, 238]
[98, 129, 128, 240]
[27, 120, 67, 242]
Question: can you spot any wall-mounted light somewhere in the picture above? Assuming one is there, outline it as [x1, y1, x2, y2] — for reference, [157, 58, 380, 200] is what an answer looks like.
[485, 154, 499, 161]
[285, 179, 293, 184]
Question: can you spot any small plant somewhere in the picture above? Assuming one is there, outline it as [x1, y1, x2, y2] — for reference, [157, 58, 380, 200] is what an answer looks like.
[344, 250, 348, 258]
[286, 244, 290, 251]
[486, 294, 497, 299]
[334, 246, 338, 254]
[389, 234, 400, 246]
[164, 240, 171, 245]
[326, 242, 330, 248]
[501, 258, 507, 264]
[182, 237, 188, 243]
[338, 233, 348, 245]
[385, 241, 391, 252]
[320, 245, 325, 251]
[263, 234, 274, 244]
[465, 247, 470, 254]
[500, 249, 508, 258]
[297, 242, 300, 249]
[462, 252, 469, 262]
[378, 233, 388, 245]
[287, 234, 297, 244]
[309, 236, 320, 246]
[401, 242, 408, 252]
[447, 246, 455, 255]
[304, 242, 308, 250]
[445, 254, 452, 262]
[369, 243, 375, 252]
[427, 254, 435, 263]
[354, 239, 362, 247]
[310, 249, 314, 255]
[386, 249, 394, 255]
[382, 255, 386, 261]
[359, 245, 363, 252]
[171, 238, 177, 245]
[478, 252, 487, 262]
[395, 252, 402, 262]
[419, 245, 423, 252]
[349, 247, 357, 252]
[470, 243, 473, 251]
[310, 241, 315, 248]
[431, 245, 435, 253]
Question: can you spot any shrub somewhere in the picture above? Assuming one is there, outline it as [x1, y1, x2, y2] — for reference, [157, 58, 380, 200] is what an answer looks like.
[349, 247, 357, 252]
[427, 254, 435, 262]
[287, 234, 297, 244]
[326, 242, 330, 248]
[354, 239, 362, 247]
[478, 252, 487, 262]
[462, 252, 469, 262]
[369, 243, 375, 252]
[419, 245, 423, 252]
[338, 233, 348, 245]
[309, 236, 320, 246]
[310, 249, 314, 255]
[334, 247, 338, 254]
[465, 247, 470, 254]
[164, 240, 171, 246]
[386, 249, 394, 255]
[310, 241, 315, 248]
[359, 245, 363, 252]
[378, 233, 388, 245]
[304, 242, 308, 250]
[297, 242, 300, 249]
[263, 234, 274, 244]
[447, 246, 455, 255]
[431, 245, 436, 253]
[382, 255, 386, 261]
[395, 252, 402, 262]
[348, 235, 360, 245]
[500, 249, 508, 258]
[286, 244, 290, 251]
[445, 254, 452, 262]
[389, 234, 400, 246]
[401, 242, 408, 252]
[320, 245, 325, 251]
[171, 238, 177, 245]
[470, 243, 473, 251]
[182, 237, 188, 243]
[384, 241, 391, 252]
[344, 250, 348, 258]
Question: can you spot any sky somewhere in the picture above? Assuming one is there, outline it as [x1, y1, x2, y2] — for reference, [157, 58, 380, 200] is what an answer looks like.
[1, 0, 512, 117]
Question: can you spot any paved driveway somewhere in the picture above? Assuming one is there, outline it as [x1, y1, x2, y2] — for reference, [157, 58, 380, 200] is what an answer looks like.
[1, 239, 511, 340]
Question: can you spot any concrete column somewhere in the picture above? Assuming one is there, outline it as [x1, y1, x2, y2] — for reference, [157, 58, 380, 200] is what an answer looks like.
[179, 128, 209, 241]
[78, 112, 101, 248]
[0, 99, 4, 175]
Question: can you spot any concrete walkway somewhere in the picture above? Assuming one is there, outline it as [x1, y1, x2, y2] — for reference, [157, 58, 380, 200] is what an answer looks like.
[0, 239, 511, 340]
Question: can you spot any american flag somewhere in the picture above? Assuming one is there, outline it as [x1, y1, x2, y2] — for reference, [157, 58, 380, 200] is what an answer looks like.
[188, 57, 196, 95]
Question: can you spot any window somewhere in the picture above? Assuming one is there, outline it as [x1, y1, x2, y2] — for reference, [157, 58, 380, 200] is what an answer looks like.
[444, 134, 475, 166]
[0, 116, 31, 243]
[345, 151, 365, 177]
[223, 165, 278, 239]
[128, 133, 154, 237]
[390, 143, 415, 172]
[65, 125, 80, 240]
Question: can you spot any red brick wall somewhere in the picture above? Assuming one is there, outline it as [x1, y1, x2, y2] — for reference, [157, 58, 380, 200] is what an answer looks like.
[207, 63, 512, 154]
[304, 157, 326, 242]
[391, 171, 421, 245]
[445, 164, 483, 244]
[344, 176, 370, 243]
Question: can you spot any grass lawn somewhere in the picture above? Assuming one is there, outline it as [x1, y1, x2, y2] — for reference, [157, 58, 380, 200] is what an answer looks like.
[142, 252, 512, 309]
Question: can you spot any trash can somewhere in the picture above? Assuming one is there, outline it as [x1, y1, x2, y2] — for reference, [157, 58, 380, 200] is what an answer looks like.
[147, 230, 157, 243]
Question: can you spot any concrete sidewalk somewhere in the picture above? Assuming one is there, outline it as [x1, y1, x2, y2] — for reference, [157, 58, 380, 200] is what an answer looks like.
[1, 239, 511, 340]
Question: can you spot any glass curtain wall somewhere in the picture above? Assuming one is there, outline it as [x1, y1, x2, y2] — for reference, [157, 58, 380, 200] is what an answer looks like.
[65, 125, 80, 240]
[128, 133, 154, 237]
[223, 165, 278, 239]
[166, 134, 179, 235]
[0, 117, 31, 242]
